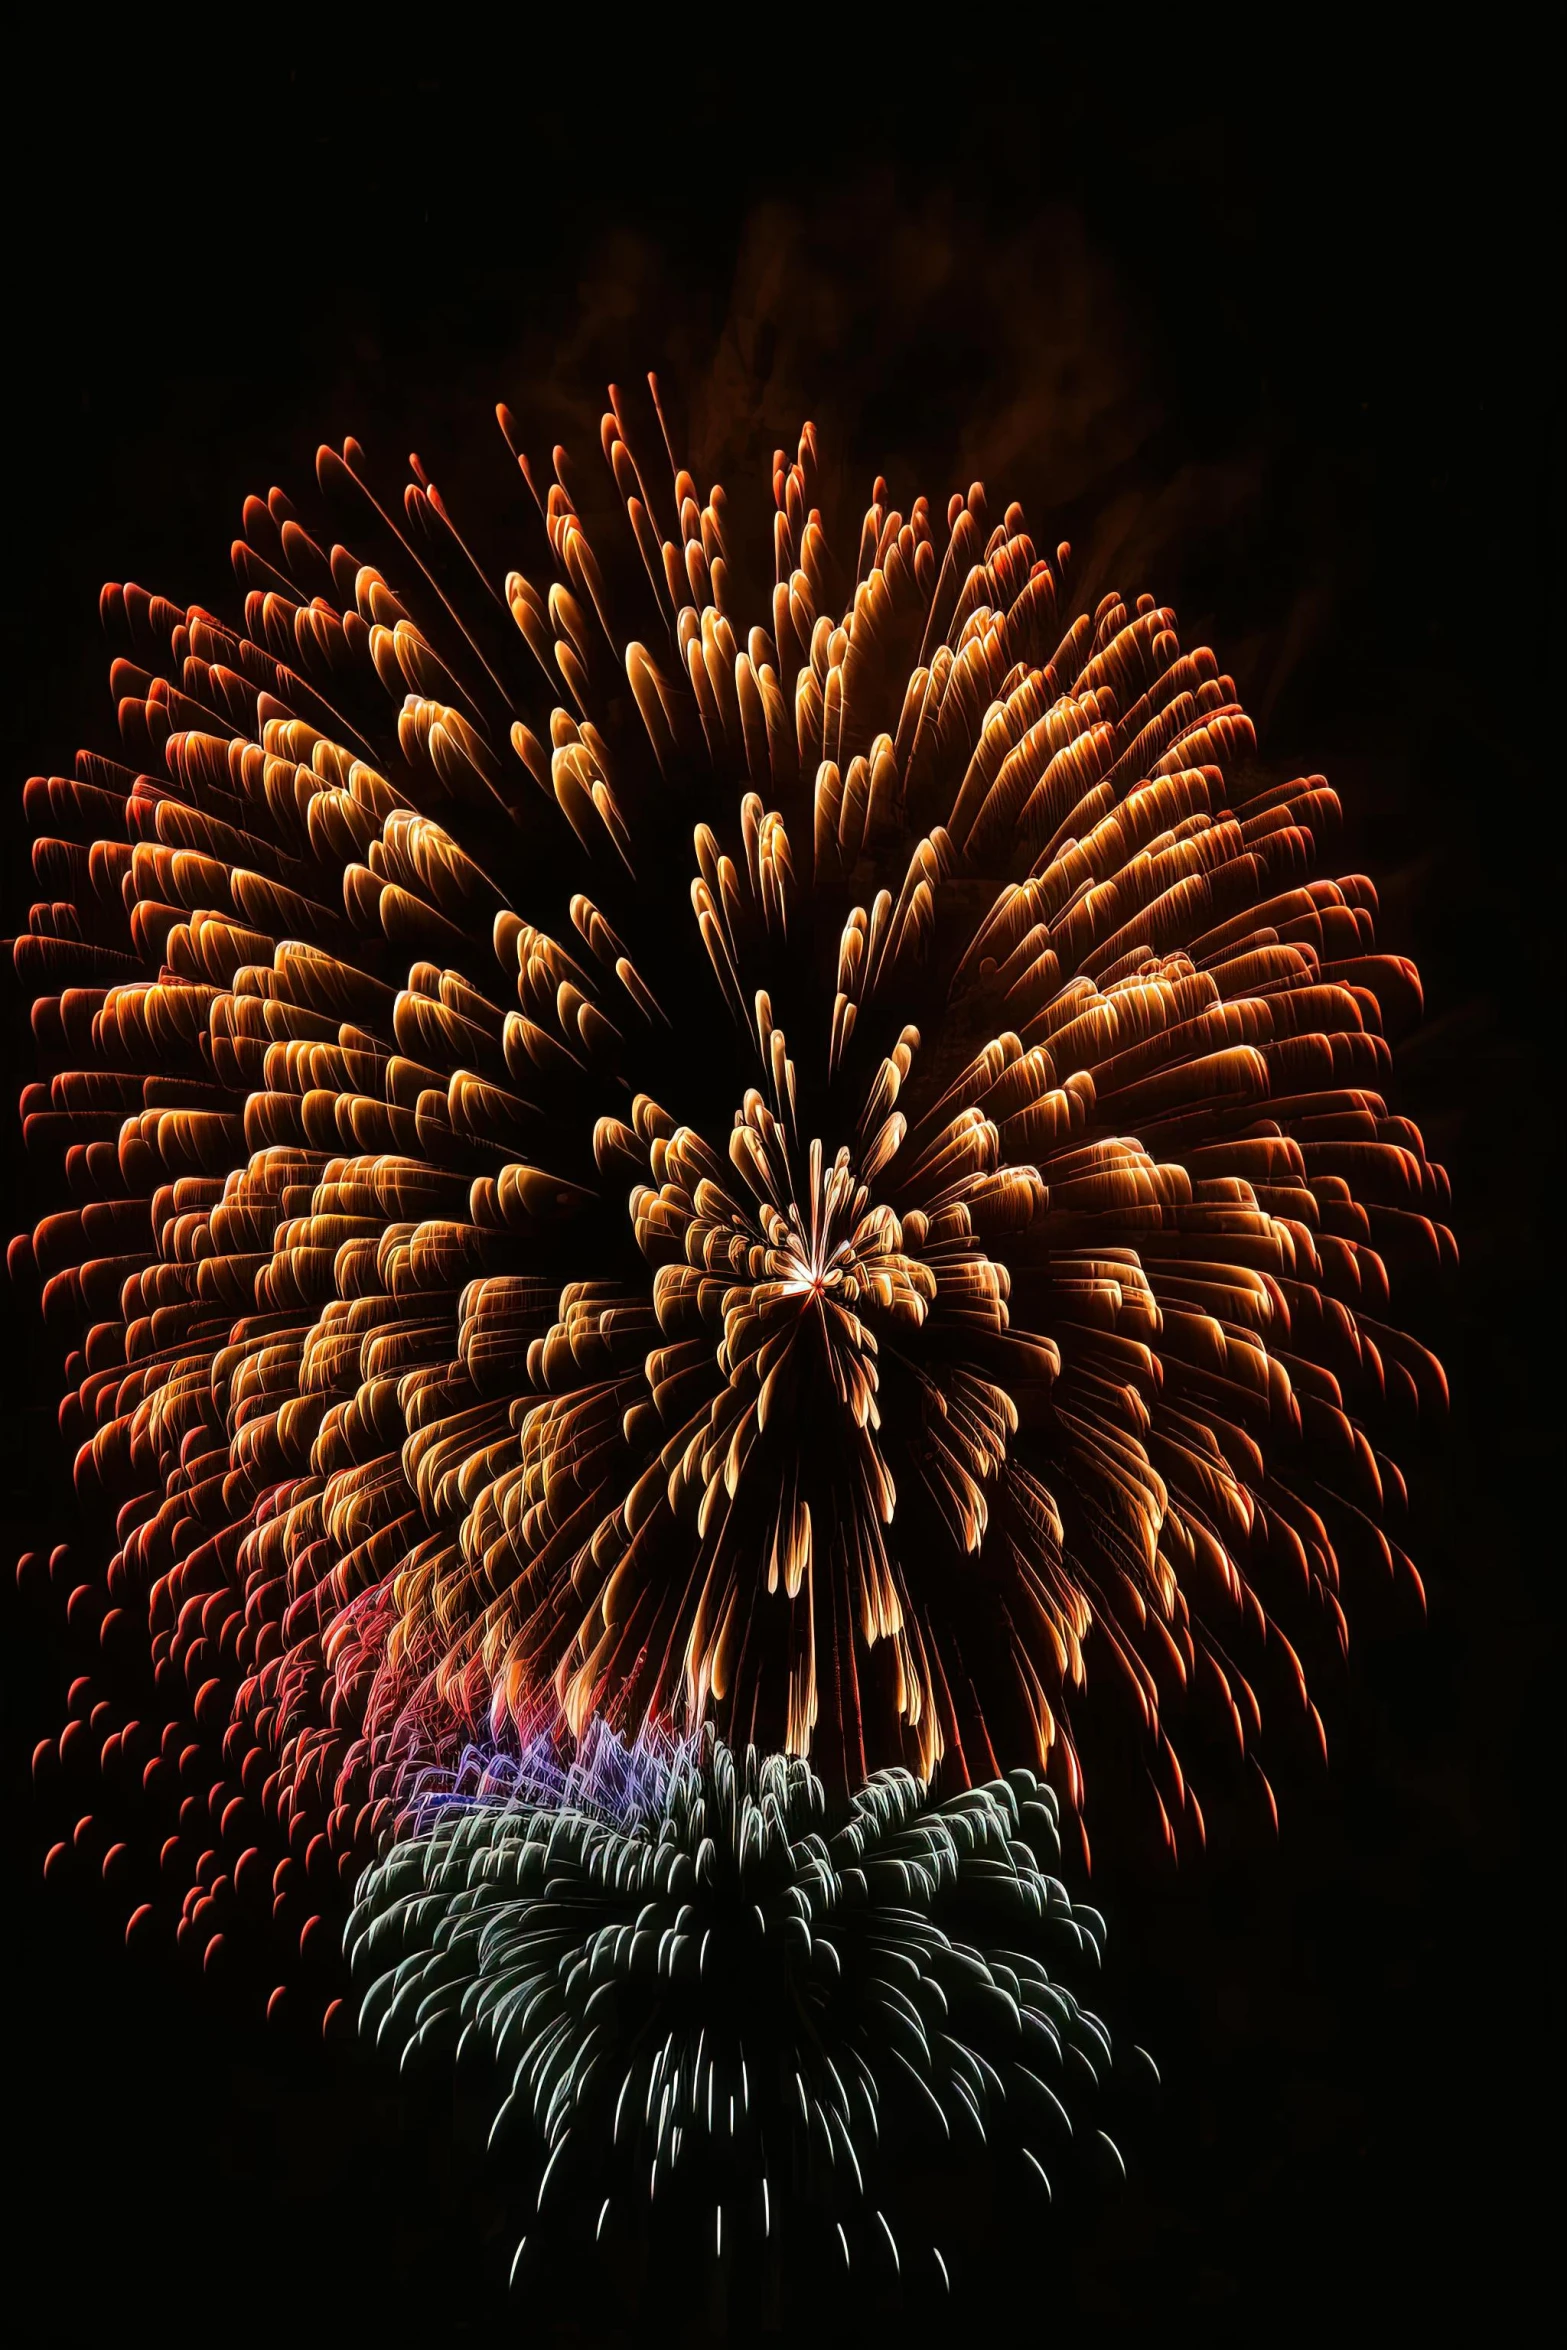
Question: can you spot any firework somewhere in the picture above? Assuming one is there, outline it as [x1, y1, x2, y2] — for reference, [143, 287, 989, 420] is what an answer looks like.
[348, 1724, 1129, 2304]
[12, 378, 1449, 2000]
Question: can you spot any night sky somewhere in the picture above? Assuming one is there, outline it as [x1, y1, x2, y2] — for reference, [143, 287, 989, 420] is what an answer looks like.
[2, 36, 1558, 2343]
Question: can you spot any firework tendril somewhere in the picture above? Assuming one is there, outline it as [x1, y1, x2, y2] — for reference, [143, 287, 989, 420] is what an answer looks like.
[349, 1725, 1131, 2303]
[13, 378, 1448, 2271]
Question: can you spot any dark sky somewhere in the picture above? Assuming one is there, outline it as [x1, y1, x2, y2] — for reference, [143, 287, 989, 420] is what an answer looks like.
[2, 35, 1559, 2344]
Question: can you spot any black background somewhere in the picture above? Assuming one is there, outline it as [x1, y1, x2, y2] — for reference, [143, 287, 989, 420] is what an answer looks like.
[1, 32, 1559, 2344]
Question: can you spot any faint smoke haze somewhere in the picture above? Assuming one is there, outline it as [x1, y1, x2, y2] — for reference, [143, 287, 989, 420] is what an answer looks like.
[445, 175, 1325, 739]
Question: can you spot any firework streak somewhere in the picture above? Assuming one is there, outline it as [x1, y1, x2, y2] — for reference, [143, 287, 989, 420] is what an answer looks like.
[352, 1726, 1135, 2290]
[12, 382, 1448, 2278]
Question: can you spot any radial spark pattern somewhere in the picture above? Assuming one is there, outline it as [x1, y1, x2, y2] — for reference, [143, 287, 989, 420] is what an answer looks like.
[348, 1726, 1123, 2295]
[13, 381, 1450, 1982]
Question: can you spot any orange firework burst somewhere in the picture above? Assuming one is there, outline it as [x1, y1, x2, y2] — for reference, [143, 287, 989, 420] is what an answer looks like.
[13, 379, 1450, 1932]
